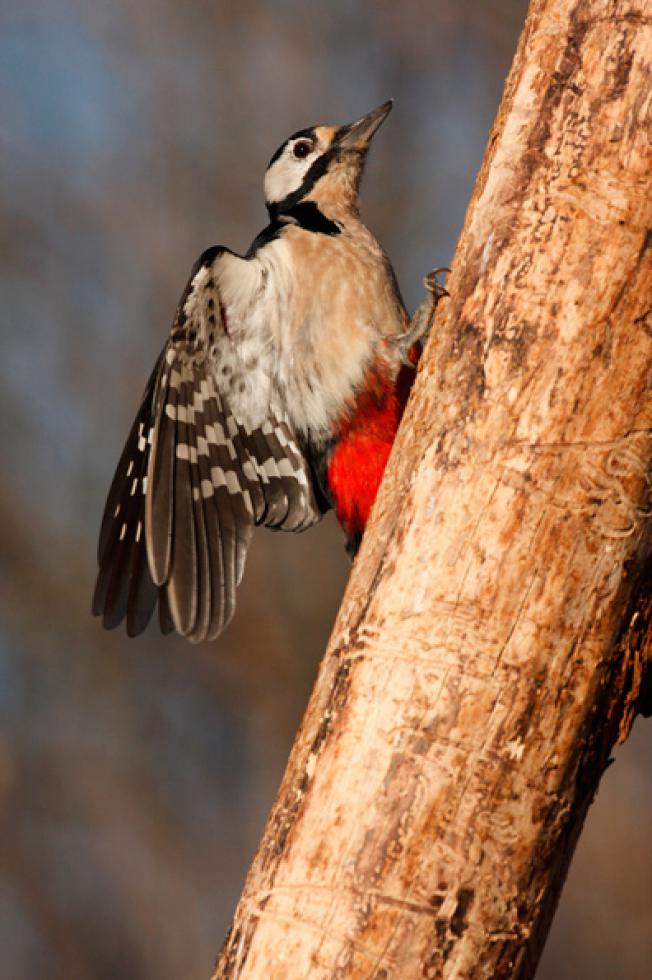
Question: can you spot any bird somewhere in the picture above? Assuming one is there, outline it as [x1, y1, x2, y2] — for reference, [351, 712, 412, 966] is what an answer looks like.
[92, 101, 445, 643]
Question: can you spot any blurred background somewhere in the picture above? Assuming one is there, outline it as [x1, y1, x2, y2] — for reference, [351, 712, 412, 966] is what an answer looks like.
[1, 1, 650, 977]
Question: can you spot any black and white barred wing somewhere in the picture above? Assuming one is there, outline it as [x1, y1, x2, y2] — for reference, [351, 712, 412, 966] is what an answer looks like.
[93, 247, 322, 643]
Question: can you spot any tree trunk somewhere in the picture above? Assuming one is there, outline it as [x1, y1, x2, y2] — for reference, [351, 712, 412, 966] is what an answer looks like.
[213, 1, 652, 977]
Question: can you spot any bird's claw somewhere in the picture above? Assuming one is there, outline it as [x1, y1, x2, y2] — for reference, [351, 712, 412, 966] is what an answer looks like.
[397, 266, 450, 366]
[424, 266, 450, 303]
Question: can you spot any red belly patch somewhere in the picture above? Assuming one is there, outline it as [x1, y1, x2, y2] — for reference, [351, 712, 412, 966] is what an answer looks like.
[327, 352, 418, 539]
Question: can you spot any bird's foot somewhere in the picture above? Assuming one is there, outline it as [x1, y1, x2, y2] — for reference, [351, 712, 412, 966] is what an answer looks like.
[398, 267, 450, 366]
[424, 266, 450, 304]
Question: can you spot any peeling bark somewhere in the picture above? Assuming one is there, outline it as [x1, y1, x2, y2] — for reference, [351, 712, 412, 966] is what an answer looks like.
[213, 1, 652, 977]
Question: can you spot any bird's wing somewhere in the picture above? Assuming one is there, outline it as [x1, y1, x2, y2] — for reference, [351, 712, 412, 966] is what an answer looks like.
[93, 246, 323, 643]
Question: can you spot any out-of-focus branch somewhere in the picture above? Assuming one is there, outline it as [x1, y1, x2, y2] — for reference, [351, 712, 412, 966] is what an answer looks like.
[213, 1, 652, 976]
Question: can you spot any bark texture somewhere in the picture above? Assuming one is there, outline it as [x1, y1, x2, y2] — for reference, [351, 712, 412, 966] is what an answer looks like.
[214, 1, 652, 977]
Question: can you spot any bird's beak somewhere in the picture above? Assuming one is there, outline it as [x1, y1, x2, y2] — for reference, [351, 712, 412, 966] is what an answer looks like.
[336, 100, 393, 151]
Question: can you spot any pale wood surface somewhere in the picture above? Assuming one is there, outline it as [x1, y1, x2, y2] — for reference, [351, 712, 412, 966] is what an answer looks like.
[214, 1, 652, 976]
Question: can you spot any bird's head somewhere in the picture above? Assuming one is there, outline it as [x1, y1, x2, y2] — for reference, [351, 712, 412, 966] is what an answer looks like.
[264, 101, 393, 221]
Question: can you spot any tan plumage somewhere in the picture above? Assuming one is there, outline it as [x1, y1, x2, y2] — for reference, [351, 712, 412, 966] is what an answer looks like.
[275, 221, 407, 442]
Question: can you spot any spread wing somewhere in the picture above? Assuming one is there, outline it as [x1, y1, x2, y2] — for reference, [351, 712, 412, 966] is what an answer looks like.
[93, 246, 323, 643]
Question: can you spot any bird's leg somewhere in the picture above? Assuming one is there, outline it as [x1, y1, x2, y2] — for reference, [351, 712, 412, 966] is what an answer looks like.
[398, 267, 450, 365]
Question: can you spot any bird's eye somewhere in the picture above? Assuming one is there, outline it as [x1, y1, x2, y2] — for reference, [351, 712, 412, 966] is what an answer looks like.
[293, 140, 312, 159]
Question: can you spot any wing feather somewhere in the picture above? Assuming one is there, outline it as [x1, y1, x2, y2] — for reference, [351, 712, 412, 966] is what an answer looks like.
[145, 357, 177, 585]
[186, 388, 213, 643]
[193, 381, 227, 640]
[97, 363, 157, 565]
[93, 370, 159, 635]
[158, 586, 175, 635]
[126, 528, 159, 637]
[260, 416, 311, 531]
[203, 385, 239, 625]
[167, 375, 199, 635]
[247, 425, 290, 527]
[93, 245, 323, 641]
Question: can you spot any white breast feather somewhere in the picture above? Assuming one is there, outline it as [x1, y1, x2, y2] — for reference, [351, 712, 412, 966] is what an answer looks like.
[212, 246, 291, 430]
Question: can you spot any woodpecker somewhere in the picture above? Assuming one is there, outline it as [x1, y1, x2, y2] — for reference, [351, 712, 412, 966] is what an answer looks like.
[93, 101, 444, 643]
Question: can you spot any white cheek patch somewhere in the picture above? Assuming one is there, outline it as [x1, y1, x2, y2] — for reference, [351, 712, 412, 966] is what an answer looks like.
[264, 148, 317, 204]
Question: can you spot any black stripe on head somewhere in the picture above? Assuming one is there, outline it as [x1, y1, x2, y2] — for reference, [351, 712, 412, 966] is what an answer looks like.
[267, 127, 316, 169]
[267, 144, 341, 219]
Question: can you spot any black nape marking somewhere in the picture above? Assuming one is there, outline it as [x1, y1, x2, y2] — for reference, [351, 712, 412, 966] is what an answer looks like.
[285, 202, 341, 236]
[246, 202, 341, 257]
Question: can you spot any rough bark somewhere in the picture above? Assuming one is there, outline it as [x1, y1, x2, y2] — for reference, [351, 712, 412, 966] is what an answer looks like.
[213, 1, 652, 977]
